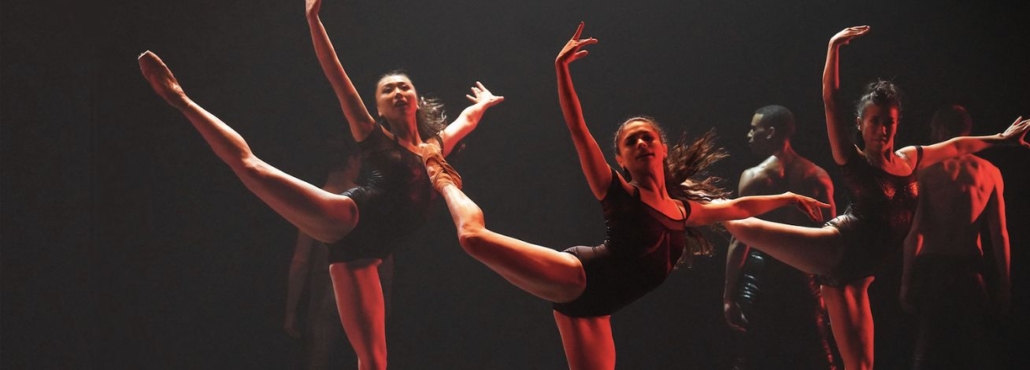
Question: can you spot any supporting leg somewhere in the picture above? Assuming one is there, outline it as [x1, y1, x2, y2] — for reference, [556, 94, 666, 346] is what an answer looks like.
[330, 260, 387, 370]
[821, 278, 875, 370]
[553, 311, 616, 370]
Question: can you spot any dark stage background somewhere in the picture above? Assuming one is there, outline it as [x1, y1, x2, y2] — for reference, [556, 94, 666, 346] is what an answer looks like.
[3, 0, 1029, 368]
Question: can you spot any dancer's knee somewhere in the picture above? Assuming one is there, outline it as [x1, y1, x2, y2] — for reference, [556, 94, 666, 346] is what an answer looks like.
[232, 154, 265, 177]
[457, 223, 488, 256]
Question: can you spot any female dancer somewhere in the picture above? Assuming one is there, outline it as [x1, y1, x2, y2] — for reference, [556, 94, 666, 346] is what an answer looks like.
[421, 23, 831, 369]
[723, 26, 1029, 370]
[139, 1, 502, 368]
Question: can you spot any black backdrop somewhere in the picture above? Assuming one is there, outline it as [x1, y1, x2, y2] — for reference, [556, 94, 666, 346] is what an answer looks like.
[3, 0, 1028, 368]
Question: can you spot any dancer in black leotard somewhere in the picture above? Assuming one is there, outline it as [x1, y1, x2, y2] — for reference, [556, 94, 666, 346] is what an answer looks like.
[422, 23, 832, 370]
[138, 1, 503, 368]
[552, 167, 694, 318]
[327, 124, 439, 262]
[817, 143, 922, 287]
[723, 26, 1030, 370]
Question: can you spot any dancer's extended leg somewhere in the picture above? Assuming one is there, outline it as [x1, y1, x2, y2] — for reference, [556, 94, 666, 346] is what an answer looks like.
[139, 51, 357, 242]
[723, 218, 843, 275]
[822, 279, 875, 370]
[422, 146, 586, 302]
[553, 311, 616, 370]
[330, 261, 387, 370]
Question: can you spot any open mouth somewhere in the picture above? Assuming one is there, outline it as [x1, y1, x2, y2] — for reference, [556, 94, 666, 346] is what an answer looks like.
[636, 153, 655, 159]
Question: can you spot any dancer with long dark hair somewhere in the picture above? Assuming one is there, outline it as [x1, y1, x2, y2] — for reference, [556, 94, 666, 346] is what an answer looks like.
[421, 23, 831, 370]
[138, 1, 503, 368]
[723, 26, 1029, 370]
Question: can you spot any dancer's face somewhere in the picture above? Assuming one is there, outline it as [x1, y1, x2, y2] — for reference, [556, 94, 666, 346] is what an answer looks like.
[747, 113, 773, 156]
[857, 103, 899, 153]
[376, 74, 419, 122]
[615, 120, 667, 175]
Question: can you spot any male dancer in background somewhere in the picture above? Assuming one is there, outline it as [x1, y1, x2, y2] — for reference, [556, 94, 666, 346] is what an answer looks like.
[724, 105, 839, 369]
[900, 105, 1011, 370]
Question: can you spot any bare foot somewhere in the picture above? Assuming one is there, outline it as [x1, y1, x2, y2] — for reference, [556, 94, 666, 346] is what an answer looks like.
[138, 51, 189, 109]
[421, 143, 462, 190]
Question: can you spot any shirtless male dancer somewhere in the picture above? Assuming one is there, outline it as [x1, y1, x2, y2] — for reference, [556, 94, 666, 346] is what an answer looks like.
[900, 105, 1011, 370]
[724, 105, 839, 369]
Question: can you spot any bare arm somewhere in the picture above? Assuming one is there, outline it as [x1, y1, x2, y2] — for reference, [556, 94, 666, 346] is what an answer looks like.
[723, 170, 759, 332]
[822, 26, 869, 165]
[306, 0, 376, 141]
[689, 192, 830, 227]
[810, 171, 837, 222]
[899, 180, 929, 313]
[284, 231, 315, 339]
[985, 170, 1011, 313]
[723, 238, 749, 332]
[437, 82, 505, 156]
[897, 117, 1029, 169]
[555, 23, 610, 200]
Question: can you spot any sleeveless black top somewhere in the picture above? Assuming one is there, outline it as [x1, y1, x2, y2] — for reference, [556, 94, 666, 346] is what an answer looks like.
[820, 147, 921, 286]
[327, 125, 437, 263]
[553, 168, 690, 317]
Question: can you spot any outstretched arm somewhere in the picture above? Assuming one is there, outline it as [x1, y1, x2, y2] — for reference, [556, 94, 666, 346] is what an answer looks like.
[822, 26, 869, 165]
[897, 117, 1030, 170]
[688, 192, 830, 227]
[306, 0, 377, 141]
[438, 82, 505, 156]
[555, 22, 609, 200]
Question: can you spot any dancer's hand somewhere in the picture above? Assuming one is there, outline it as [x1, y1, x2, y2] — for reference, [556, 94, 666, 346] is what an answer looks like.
[997, 116, 1030, 148]
[556, 22, 598, 66]
[829, 25, 869, 47]
[306, 0, 322, 16]
[465, 81, 505, 109]
[793, 193, 832, 223]
[723, 300, 748, 333]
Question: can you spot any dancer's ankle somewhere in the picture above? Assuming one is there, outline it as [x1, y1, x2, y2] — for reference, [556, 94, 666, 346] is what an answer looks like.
[421, 144, 462, 191]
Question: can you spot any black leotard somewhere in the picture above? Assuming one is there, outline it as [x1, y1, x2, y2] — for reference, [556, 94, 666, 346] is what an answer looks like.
[327, 125, 437, 263]
[819, 147, 922, 286]
[552, 168, 691, 317]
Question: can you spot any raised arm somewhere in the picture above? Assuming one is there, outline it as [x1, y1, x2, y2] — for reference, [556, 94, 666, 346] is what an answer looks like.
[688, 192, 830, 227]
[897, 117, 1029, 170]
[556, 22, 609, 200]
[437, 81, 505, 156]
[822, 26, 870, 165]
[306, 0, 376, 141]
